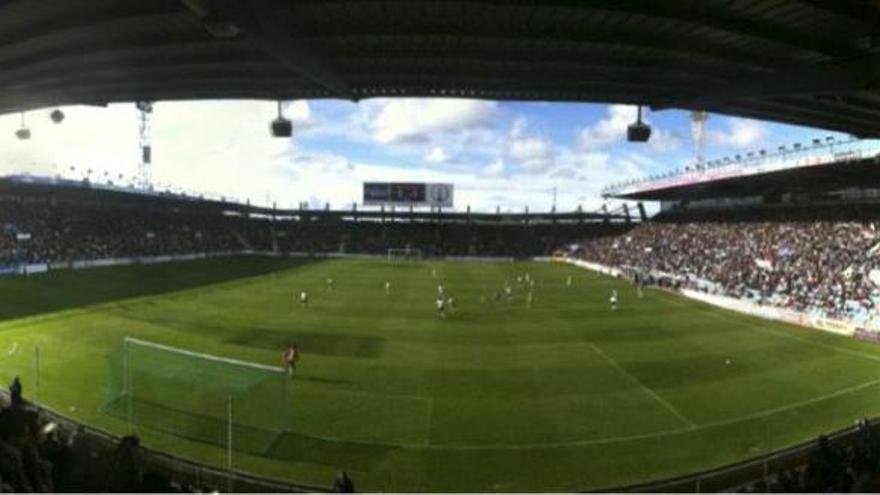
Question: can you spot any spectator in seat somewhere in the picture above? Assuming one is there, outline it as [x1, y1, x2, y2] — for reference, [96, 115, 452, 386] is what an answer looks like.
[9, 376, 22, 405]
[106, 434, 143, 492]
[333, 470, 355, 493]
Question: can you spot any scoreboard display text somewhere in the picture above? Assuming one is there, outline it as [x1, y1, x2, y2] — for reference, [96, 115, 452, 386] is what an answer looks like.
[363, 182, 454, 207]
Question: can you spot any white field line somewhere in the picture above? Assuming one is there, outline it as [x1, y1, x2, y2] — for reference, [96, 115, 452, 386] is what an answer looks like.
[588, 343, 695, 428]
[124, 337, 286, 373]
[289, 376, 880, 451]
[655, 291, 880, 364]
[424, 396, 434, 447]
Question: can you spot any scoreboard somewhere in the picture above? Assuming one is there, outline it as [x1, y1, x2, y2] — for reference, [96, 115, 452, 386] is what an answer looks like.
[363, 182, 454, 207]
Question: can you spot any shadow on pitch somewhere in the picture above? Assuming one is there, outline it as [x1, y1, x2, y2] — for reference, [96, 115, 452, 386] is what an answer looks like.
[103, 395, 397, 471]
[0, 256, 326, 323]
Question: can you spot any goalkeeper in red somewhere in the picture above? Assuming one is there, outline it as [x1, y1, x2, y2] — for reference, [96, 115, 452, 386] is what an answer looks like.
[283, 343, 300, 378]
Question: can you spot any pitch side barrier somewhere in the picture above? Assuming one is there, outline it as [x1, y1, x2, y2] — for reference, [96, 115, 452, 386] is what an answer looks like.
[600, 417, 877, 493]
[552, 257, 859, 339]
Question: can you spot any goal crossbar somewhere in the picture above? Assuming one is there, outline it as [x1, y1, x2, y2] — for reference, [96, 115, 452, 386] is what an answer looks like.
[123, 337, 285, 373]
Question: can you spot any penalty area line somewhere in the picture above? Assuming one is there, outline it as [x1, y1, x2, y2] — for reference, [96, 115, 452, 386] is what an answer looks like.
[285, 377, 880, 451]
[588, 343, 696, 428]
[423, 396, 433, 447]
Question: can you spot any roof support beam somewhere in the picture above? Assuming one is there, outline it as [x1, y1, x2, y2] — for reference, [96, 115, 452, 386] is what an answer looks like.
[543, 0, 859, 57]
[188, 0, 353, 100]
[796, 0, 880, 27]
[654, 52, 880, 111]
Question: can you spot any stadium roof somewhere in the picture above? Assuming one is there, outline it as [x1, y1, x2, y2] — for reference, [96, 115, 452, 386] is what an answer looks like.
[609, 153, 880, 201]
[1, 1, 880, 137]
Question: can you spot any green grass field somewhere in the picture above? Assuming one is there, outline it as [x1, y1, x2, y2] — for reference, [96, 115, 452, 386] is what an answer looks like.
[1, 256, 880, 491]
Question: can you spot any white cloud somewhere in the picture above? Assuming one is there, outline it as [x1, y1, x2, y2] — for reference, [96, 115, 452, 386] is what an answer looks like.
[150, 100, 292, 202]
[578, 104, 636, 150]
[708, 118, 769, 148]
[509, 136, 554, 173]
[424, 146, 450, 164]
[578, 104, 681, 153]
[481, 158, 506, 178]
[510, 115, 528, 138]
[368, 98, 498, 144]
[285, 100, 314, 128]
[0, 105, 140, 181]
[648, 128, 683, 153]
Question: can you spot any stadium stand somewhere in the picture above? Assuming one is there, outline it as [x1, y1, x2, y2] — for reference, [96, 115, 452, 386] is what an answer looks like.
[574, 204, 880, 324]
[0, 176, 630, 266]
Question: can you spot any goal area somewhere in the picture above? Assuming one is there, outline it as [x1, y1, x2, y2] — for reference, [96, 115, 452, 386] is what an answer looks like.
[102, 337, 289, 455]
[387, 247, 423, 262]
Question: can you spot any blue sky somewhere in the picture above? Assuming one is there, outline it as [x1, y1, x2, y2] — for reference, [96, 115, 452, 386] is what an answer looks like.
[0, 98, 853, 212]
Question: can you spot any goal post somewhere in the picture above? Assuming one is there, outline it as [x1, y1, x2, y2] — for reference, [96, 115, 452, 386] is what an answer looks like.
[103, 337, 290, 455]
[387, 247, 423, 262]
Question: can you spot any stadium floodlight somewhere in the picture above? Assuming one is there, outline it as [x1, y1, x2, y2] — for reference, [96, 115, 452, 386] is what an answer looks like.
[50, 109, 65, 124]
[270, 100, 292, 138]
[626, 105, 652, 143]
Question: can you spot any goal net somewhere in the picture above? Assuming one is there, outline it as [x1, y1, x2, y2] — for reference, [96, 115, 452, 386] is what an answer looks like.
[387, 247, 423, 262]
[102, 337, 289, 455]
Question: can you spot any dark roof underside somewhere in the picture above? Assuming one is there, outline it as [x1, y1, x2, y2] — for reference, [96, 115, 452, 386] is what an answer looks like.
[1, 0, 879, 137]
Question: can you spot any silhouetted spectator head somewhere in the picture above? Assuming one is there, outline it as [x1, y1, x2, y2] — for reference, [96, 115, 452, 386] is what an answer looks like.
[9, 376, 22, 405]
[333, 470, 355, 493]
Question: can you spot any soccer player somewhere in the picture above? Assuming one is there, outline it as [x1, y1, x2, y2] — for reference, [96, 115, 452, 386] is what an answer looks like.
[448, 296, 457, 314]
[385, 280, 391, 295]
[504, 283, 513, 304]
[437, 282, 445, 296]
[326, 277, 334, 291]
[609, 289, 618, 311]
[526, 289, 534, 309]
[566, 275, 573, 287]
[436, 296, 447, 319]
[283, 343, 299, 378]
[299, 290, 309, 307]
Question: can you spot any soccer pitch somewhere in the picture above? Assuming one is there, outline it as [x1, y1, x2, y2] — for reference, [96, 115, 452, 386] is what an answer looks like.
[1, 256, 880, 491]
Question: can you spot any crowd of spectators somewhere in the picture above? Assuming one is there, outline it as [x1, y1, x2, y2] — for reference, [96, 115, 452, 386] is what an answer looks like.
[575, 207, 880, 322]
[740, 421, 880, 492]
[0, 191, 625, 266]
[0, 197, 249, 266]
[0, 378, 358, 492]
[0, 378, 188, 492]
